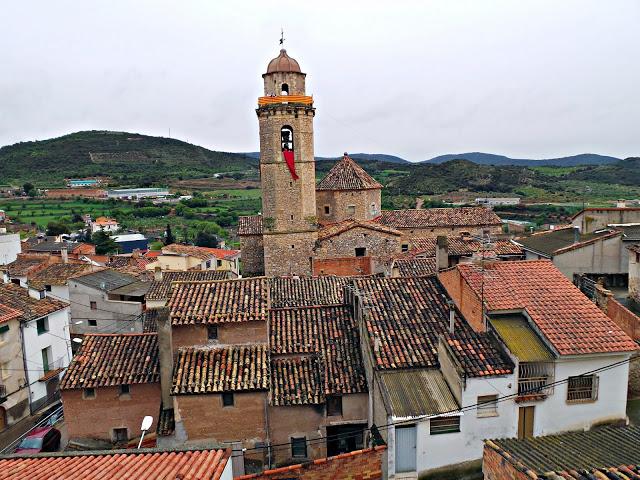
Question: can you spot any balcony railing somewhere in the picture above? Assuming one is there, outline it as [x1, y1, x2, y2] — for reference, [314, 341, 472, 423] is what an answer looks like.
[517, 362, 555, 399]
[39, 357, 66, 380]
[258, 95, 313, 106]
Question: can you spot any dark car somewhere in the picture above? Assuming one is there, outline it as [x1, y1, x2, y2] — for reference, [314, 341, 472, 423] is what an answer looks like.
[14, 427, 61, 454]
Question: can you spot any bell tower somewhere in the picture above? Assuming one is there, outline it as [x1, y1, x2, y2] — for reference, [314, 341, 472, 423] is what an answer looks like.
[257, 49, 317, 276]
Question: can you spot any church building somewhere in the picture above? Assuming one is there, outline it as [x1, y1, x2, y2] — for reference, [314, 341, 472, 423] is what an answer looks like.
[239, 49, 502, 277]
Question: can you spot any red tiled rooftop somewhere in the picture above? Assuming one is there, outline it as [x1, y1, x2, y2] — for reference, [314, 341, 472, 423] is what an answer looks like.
[0, 283, 68, 322]
[316, 154, 383, 191]
[456, 260, 638, 355]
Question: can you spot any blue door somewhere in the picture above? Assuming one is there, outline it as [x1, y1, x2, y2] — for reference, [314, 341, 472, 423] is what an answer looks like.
[395, 425, 417, 473]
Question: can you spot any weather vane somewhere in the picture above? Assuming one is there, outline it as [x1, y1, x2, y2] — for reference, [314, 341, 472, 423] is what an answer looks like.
[280, 28, 285, 47]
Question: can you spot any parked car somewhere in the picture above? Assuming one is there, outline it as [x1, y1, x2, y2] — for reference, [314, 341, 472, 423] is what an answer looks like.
[14, 427, 61, 454]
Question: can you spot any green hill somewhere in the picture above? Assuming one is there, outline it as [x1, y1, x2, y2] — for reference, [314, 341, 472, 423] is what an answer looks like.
[0, 130, 257, 187]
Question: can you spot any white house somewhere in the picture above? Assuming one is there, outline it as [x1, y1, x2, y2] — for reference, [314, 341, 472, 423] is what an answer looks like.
[0, 232, 21, 266]
[90, 217, 119, 234]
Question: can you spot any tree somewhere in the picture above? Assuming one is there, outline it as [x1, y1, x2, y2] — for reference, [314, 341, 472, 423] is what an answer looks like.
[91, 231, 119, 254]
[194, 231, 219, 248]
[164, 224, 175, 245]
[46, 221, 70, 236]
[23, 182, 34, 196]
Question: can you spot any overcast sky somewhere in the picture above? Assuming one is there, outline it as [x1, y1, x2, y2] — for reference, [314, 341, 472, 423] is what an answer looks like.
[2, 1, 639, 161]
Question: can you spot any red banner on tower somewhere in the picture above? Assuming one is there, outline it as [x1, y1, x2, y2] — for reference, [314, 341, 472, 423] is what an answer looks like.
[282, 150, 299, 180]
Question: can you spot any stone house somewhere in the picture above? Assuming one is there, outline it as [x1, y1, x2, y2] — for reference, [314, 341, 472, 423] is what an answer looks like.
[60, 333, 161, 443]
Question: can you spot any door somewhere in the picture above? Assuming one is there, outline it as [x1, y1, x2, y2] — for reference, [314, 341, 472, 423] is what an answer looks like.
[395, 425, 417, 473]
[518, 406, 535, 439]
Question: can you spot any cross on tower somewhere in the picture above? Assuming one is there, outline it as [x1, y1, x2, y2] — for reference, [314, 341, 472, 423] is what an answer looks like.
[280, 28, 285, 47]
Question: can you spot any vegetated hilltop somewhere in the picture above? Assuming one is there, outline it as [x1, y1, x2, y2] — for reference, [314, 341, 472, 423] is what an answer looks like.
[425, 152, 621, 167]
[0, 131, 257, 186]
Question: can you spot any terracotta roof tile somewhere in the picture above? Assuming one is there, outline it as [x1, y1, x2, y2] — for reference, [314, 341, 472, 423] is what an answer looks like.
[269, 276, 349, 308]
[172, 344, 269, 394]
[456, 260, 638, 355]
[28, 263, 95, 290]
[4, 256, 49, 277]
[0, 283, 67, 322]
[201, 248, 241, 259]
[377, 207, 502, 229]
[162, 244, 215, 261]
[0, 447, 230, 480]
[238, 215, 263, 235]
[316, 154, 382, 191]
[317, 220, 401, 241]
[392, 258, 437, 277]
[106, 255, 153, 270]
[409, 237, 523, 257]
[270, 356, 324, 406]
[169, 278, 267, 325]
[0, 304, 21, 325]
[354, 276, 513, 377]
[147, 270, 232, 301]
[60, 333, 159, 389]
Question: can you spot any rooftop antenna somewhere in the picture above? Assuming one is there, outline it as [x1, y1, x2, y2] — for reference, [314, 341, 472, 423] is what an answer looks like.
[280, 28, 285, 47]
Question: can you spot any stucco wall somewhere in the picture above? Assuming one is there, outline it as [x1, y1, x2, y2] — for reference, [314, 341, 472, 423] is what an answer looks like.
[0, 234, 21, 266]
[551, 235, 626, 279]
[630, 249, 640, 302]
[0, 318, 30, 427]
[572, 209, 640, 233]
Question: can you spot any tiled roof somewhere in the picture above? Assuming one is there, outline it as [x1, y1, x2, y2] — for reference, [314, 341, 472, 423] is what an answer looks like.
[270, 306, 367, 404]
[28, 263, 94, 290]
[238, 215, 263, 235]
[269, 276, 348, 308]
[377, 207, 502, 229]
[147, 270, 232, 301]
[162, 244, 214, 261]
[0, 447, 230, 480]
[60, 333, 159, 389]
[201, 248, 241, 259]
[169, 278, 267, 325]
[71, 269, 138, 292]
[354, 276, 513, 377]
[157, 408, 175, 436]
[486, 425, 640, 478]
[317, 220, 401, 242]
[94, 216, 118, 224]
[515, 227, 621, 257]
[456, 260, 638, 355]
[4, 256, 49, 277]
[142, 308, 160, 332]
[571, 207, 640, 220]
[316, 154, 383, 191]
[0, 283, 68, 322]
[409, 237, 523, 257]
[0, 304, 21, 325]
[25, 240, 79, 253]
[106, 255, 153, 270]
[172, 345, 269, 394]
[271, 356, 324, 406]
[393, 258, 436, 277]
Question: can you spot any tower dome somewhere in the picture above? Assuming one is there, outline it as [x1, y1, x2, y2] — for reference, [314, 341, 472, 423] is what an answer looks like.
[266, 49, 302, 74]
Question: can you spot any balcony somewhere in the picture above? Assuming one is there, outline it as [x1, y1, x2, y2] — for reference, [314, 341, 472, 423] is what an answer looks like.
[517, 362, 555, 402]
[258, 95, 313, 106]
[38, 357, 66, 382]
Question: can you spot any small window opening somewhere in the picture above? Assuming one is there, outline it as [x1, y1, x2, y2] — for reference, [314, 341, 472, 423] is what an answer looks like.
[208, 325, 218, 340]
[355, 247, 366, 257]
[281, 126, 294, 152]
[281, 83, 289, 95]
[222, 392, 234, 407]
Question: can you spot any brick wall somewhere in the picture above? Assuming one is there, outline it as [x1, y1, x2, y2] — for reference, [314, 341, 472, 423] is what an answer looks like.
[237, 446, 386, 480]
[313, 256, 372, 276]
[62, 383, 161, 442]
[482, 443, 532, 480]
[171, 324, 207, 349]
[594, 285, 640, 340]
[438, 268, 485, 332]
[268, 404, 326, 464]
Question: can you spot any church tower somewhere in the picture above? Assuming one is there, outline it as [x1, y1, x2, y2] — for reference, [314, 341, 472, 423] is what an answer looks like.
[257, 49, 317, 276]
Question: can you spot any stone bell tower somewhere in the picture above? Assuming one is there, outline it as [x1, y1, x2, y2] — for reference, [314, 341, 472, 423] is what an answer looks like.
[257, 49, 317, 276]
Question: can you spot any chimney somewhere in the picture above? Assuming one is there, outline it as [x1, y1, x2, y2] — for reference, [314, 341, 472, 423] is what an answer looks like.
[436, 236, 449, 271]
[446, 298, 455, 334]
[154, 266, 163, 282]
[573, 226, 580, 244]
[61, 246, 68, 264]
[156, 307, 174, 409]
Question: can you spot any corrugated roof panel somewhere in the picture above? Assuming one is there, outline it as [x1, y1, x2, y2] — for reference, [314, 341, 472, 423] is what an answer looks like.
[379, 369, 459, 419]
[489, 314, 554, 362]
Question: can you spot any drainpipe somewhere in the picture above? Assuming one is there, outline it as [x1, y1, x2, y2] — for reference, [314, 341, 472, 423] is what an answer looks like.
[18, 322, 33, 416]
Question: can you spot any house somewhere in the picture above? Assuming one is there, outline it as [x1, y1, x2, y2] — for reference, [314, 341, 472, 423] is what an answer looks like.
[68, 269, 148, 335]
[571, 207, 640, 233]
[515, 226, 626, 282]
[0, 447, 233, 479]
[630, 244, 640, 304]
[403, 235, 523, 263]
[483, 425, 640, 479]
[202, 248, 241, 276]
[0, 283, 71, 414]
[111, 233, 149, 254]
[2, 254, 52, 287]
[147, 244, 238, 274]
[475, 197, 520, 207]
[60, 333, 161, 444]
[145, 269, 232, 308]
[0, 232, 21, 266]
[91, 216, 119, 234]
[27, 263, 95, 301]
[0, 304, 28, 431]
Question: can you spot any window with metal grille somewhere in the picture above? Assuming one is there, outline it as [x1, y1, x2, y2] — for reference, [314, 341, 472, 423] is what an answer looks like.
[567, 375, 598, 403]
[291, 437, 307, 458]
[429, 416, 460, 435]
[113, 428, 128, 443]
[477, 395, 498, 417]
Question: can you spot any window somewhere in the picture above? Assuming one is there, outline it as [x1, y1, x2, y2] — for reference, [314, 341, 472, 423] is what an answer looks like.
[217, 259, 222, 267]
[88, 319, 97, 327]
[207, 325, 218, 341]
[222, 392, 234, 407]
[567, 375, 598, 403]
[324, 205, 331, 215]
[90, 301, 97, 310]
[41, 347, 52, 373]
[0, 324, 10, 344]
[119, 384, 130, 395]
[11, 279, 20, 285]
[113, 428, 128, 443]
[281, 125, 294, 151]
[83, 388, 96, 399]
[281, 83, 289, 95]
[370, 203, 378, 215]
[477, 395, 498, 417]
[36, 317, 49, 335]
[355, 247, 366, 257]
[326, 395, 343, 416]
[45, 285, 52, 292]
[205, 260, 211, 269]
[346, 205, 356, 216]
[401, 244, 409, 253]
[1, 362, 10, 380]
[38, 290, 45, 299]
[291, 437, 307, 458]
[430, 416, 460, 435]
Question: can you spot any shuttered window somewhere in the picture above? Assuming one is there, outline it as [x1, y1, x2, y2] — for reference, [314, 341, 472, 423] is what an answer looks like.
[430, 416, 460, 435]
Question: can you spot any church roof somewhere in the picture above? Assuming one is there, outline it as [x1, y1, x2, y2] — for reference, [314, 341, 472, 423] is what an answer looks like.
[316, 154, 383, 191]
[266, 49, 302, 74]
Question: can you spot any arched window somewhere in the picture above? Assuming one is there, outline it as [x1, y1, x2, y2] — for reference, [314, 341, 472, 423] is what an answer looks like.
[281, 125, 294, 151]
[281, 83, 289, 95]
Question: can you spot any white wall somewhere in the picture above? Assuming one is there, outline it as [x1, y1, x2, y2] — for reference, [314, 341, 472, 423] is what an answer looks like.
[0, 234, 21, 265]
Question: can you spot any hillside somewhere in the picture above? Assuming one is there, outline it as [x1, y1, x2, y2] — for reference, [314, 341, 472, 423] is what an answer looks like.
[0, 131, 257, 186]
[244, 152, 409, 164]
[425, 152, 621, 167]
